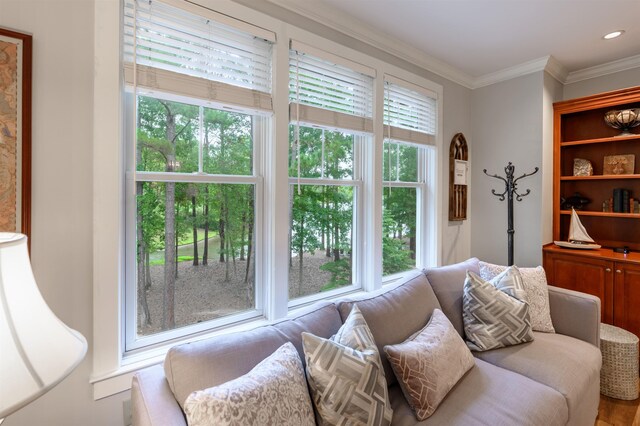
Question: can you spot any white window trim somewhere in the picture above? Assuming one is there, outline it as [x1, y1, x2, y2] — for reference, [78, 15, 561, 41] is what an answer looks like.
[92, 0, 442, 400]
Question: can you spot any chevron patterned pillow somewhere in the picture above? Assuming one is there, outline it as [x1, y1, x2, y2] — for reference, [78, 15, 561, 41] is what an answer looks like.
[302, 305, 393, 426]
[463, 268, 534, 351]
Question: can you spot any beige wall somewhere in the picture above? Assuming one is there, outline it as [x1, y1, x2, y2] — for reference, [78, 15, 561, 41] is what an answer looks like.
[563, 68, 640, 100]
[470, 72, 545, 266]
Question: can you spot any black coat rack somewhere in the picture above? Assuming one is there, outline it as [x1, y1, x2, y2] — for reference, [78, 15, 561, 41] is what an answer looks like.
[483, 162, 539, 266]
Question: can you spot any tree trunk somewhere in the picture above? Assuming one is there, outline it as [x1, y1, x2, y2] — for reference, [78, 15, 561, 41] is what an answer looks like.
[163, 181, 176, 330]
[219, 205, 225, 263]
[136, 183, 151, 326]
[240, 211, 246, 261]
[244, 206, 253, 285]
[333, 207, 340, 262]
[224, 189, 231, 281]
[175, 204, 179, 279]
[409, 226, 416, 260]
[162, 101, 176, 331]
[202, 186, 209, 265]
[298, 215, 304, 297]
[145, 250, 151, 290]
[289, 184, 294, 268]
[192, 195, 199, 266]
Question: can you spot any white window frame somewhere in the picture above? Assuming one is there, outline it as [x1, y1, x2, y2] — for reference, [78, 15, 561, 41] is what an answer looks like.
[123, 89, 268, 352]
[286, 134, 367, 309]
[91, 0, 442, 400]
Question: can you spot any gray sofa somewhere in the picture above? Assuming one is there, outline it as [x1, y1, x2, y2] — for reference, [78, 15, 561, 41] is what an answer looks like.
[131, 258, 602, 425]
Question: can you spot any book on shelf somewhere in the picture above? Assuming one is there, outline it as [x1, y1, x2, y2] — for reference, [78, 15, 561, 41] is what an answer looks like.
[612, 188, 632, 213]
[623, 190, 630, 214]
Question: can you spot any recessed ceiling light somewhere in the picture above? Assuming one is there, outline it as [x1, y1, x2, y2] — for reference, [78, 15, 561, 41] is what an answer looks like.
[603, 30, 625, 40]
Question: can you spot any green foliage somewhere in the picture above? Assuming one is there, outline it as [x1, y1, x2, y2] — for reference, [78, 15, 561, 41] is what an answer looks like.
[319, 259, 352, 290]
[382, 186, 416, 275]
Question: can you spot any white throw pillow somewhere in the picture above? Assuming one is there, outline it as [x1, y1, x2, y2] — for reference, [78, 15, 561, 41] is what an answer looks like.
[479, 261, 555, 333]
[184, 342, 315, 426]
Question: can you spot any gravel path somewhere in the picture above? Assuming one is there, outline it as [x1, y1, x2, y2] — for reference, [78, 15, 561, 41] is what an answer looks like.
[138, 252, 337, 335]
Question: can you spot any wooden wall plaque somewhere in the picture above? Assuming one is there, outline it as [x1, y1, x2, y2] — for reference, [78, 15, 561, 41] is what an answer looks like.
[449, 133, 468, 221]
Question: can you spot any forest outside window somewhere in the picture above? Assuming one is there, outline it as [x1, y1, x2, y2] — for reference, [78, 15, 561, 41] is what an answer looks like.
[287, 43, 374, 303]
[123, 0, 273, 350]
[382, 76, 438, 277]
[114, 0, 440, 365]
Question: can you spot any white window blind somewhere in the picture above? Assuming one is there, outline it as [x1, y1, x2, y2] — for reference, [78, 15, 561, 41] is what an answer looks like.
[123, 0, 274, 112]
[289, 41, 374, 134]
[384, 75, 437, 145]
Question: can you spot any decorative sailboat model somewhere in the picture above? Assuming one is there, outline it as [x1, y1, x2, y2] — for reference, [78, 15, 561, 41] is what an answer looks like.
[554, 208, 601, 249]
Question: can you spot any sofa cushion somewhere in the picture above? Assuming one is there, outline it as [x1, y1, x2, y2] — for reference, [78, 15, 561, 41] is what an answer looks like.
[463, 269, 533, 351]
[303, 305, 393, 426]
[183, 342, 315, 426]
[337, 270, 441, 385]
[388, 358, 568, 426]
[384, 309, 474, 420]
[479, 261, 555, 333]
[424, 258, 480, 337]
[473, 331, 602, 421]
[164, 300, 343, 408]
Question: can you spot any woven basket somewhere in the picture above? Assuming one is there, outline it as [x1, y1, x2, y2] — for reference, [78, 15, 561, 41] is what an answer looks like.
[600, 324, 639, 400]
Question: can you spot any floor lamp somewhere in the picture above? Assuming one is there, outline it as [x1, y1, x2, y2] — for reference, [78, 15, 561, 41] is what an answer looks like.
[0, 233, 87, 422]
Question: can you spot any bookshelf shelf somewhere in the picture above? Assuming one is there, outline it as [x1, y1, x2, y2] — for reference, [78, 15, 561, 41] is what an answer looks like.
[560, 174, 640, 181]
[559, 210, 640, 218]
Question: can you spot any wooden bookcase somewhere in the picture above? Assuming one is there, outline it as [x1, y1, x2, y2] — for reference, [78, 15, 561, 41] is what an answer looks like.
[544, 86, 640, 335]
[552, 86, 640, 250]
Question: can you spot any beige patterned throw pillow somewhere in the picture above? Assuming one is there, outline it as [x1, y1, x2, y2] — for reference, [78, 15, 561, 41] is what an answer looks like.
[184, 342, 315, 426]
[383, 309, 475, 421]
[463, 269, 534, 351]
[479, 261, 555, 333]
[302, 305, 393, 426]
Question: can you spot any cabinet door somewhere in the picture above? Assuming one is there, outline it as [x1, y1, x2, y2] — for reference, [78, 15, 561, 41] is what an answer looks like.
[545, 253, 614, 324]
[613, 263, 640, 338]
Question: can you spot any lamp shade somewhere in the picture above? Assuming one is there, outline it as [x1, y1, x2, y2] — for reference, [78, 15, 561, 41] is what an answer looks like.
[0, 233, 87, 419]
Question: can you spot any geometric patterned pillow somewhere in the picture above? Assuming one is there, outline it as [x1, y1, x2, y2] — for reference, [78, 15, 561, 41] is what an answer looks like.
[184, 342, 315, 426]
[463, 269, 534, 351]
[302, 305, 393, 426]
[479, 261, 555, 333]
[383, 309, 475, 420]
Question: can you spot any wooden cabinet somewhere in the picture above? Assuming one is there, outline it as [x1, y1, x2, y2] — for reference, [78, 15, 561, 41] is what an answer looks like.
[543, 245, 640, 338]
[612, 262, 640, 338]
[553, 86, 640, 250]
[546, 86, 640, 338]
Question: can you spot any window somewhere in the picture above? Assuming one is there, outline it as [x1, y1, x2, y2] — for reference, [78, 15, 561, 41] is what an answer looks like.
[123, 0, 273, 350]
[288, 43, 374, 303]
[382, 76, 438, 276]
[95, 0, 442, 396]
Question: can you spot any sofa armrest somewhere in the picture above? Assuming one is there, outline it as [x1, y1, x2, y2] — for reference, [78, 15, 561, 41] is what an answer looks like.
[131, 364, 187, 426]
[547, 285, 601, 347]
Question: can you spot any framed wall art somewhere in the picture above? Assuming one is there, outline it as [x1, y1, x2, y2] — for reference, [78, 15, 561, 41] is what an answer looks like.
[0, 27, 32, 239]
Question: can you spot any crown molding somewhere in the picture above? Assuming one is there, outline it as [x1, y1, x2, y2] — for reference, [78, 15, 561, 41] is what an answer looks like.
[265, 0, 475, 89]
[473, 55, 569, 88]
[565, 54, 640, 84]
[264, 0, 639, 90]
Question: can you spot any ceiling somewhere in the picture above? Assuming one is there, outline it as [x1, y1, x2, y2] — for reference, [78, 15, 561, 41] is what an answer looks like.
[270, 0, 640, 86]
